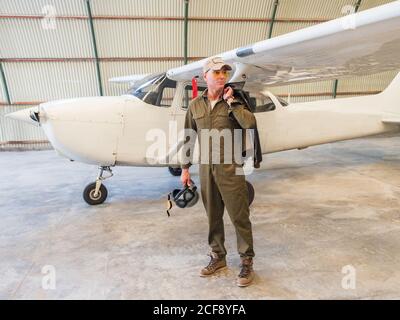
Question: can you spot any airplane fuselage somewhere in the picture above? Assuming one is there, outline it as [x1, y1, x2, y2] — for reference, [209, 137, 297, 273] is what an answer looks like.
[35, 85, 398, 167]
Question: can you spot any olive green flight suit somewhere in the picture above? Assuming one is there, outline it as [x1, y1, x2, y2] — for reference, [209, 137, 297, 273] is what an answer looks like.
[182, 90, 256, 258]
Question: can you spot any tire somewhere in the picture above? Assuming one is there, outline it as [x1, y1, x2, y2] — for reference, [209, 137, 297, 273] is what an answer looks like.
[246, 181, 255, 206]
[168, 166, 182, 176]
[83, 182, 108, 205]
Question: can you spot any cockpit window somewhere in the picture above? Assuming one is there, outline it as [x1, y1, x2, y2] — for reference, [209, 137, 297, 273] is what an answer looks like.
[182, 84, 207, 109]
[127, 73, 177, 107]
[254, 96, 276, 112]
[253, 95, 288, 112]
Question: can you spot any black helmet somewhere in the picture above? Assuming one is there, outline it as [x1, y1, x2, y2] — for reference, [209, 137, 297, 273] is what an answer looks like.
[166, 180, 199, 216]
[171, 181, 199, 208]
[166, 180, 254, 217]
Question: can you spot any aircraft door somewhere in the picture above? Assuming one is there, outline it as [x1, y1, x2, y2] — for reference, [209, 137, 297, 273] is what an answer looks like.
[168, 81, 201, 166]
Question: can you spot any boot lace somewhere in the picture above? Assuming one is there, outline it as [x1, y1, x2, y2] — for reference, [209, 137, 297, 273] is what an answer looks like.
[239, 260, 252, 278]
[205, 254, 220, 271]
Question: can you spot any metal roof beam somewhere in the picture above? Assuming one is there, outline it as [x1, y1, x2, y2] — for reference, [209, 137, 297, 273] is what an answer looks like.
[0, 14, 329, 23]
[0, 62, 11, 104]
[267, 0, 279, 39]
[86, 0, 103, 96]
[0, 57, 204, 63]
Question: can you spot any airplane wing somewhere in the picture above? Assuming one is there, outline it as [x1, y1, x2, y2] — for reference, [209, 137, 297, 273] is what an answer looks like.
[167, 1, 400, 89]
[109, 74, 150, 86]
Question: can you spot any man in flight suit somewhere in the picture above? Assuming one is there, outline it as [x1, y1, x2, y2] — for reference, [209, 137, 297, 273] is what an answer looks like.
[181, 57, 256, 287]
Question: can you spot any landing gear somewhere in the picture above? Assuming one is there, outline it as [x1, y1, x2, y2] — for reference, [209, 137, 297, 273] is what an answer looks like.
[83, 166, 113, 205]
[168, 166, 182, 176]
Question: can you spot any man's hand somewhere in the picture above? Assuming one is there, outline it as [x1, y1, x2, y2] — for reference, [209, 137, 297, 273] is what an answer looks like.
[223, 86, 234, 102]
[181, 168, 191, 186]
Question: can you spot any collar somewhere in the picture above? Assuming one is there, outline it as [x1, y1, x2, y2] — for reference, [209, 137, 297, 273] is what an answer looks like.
[201, 89, 223, 101]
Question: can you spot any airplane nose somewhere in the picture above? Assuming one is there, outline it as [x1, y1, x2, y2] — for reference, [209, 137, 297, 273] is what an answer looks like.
[5, 106, 40, 125]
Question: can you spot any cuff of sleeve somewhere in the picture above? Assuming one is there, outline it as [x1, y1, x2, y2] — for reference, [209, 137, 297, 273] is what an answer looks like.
[227, 98, 240, 106]
[181, 163, 191, 169]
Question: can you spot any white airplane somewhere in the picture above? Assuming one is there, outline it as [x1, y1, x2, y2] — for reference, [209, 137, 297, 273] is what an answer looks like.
[6, 1, 400, 205]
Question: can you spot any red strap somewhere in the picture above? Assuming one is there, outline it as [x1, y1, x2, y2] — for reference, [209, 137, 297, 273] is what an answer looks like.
[192, 77, 198, 99]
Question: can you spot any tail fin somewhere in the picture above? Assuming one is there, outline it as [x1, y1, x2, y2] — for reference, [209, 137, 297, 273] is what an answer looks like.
[381, 72, 400, 113]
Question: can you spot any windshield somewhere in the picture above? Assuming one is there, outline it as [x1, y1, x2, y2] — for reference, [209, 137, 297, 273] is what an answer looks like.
[126, 73, 177, 107]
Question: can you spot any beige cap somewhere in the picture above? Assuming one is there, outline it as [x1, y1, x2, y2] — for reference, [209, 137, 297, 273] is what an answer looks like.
[203, 57, 232, 74]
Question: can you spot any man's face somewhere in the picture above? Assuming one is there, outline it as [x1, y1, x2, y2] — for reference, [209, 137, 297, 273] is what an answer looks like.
[203, 68, 230, 92]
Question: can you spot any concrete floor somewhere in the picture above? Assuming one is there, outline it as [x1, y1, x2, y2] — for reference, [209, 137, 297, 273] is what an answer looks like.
[1, 134, 400, 299]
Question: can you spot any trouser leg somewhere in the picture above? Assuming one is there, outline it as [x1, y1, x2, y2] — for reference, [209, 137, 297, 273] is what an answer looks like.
[199, 165, 226, 258]
[214, 164, 255, 258]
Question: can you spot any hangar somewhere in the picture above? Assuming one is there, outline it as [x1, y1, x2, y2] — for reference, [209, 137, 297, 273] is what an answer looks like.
[1, 0, 400, 299]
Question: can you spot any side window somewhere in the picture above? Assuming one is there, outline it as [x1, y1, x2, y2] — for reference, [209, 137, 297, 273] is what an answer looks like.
[226, 90, 276, 113]
[159, 87, 176, 107]
[254, 96, 276, 113]
[181, 84, 207, 109]
[157, 78, 177, 107]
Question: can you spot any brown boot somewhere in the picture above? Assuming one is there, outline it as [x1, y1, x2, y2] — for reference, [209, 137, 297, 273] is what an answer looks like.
[200, 252, 227, 277]
[236, 257, 254, 287]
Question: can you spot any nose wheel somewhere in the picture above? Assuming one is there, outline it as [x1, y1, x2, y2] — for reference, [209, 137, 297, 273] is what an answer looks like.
[83, 166, 113, 205]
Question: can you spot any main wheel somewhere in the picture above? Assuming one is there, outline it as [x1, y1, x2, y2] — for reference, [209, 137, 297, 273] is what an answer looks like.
[83, 182, 108, 205]
[246, 181, 255, 206]
[168, 166, 182, 176]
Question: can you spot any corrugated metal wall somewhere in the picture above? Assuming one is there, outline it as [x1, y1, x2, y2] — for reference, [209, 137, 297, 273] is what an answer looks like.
[337, 70, 399, 92]
[189, 0, 274, 18]
[276, 0, 351, 19]
[101, 60, 182, 96]
[0, 0, 397, 150]
[359, 0, 395, 10]
[188, 20, 268, 57]
[94, 20, 184, 57]
[4, 62, 99, 101]
[0, 0, 87, 15]
[1, 18, 93, 58]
